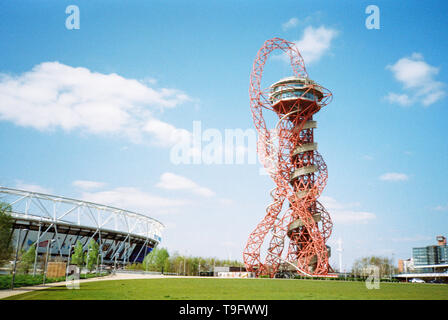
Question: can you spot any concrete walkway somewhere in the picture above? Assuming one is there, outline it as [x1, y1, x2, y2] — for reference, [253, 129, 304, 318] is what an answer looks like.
[0, 273, 168, 300]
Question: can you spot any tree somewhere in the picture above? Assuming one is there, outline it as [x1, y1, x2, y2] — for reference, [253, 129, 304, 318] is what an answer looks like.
[143, 247, 169, 272]
[155, 248, 169, 272]
[132, 248, 247, 276]
[18, 244, 35, 274]
[86, 239, 99, 271]
[71, 241, 85, 268]
[0, 202, 13, 266]
[143, 248, 156, 271]
[352, 256, 397, 278]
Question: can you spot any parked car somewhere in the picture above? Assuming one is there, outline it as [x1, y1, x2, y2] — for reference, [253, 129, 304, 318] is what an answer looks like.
[429, 279, 444, 284]
[410, 278, 425, 283]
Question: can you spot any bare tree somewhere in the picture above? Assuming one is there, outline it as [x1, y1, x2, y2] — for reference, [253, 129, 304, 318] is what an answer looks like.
[352, 256, 397, 278]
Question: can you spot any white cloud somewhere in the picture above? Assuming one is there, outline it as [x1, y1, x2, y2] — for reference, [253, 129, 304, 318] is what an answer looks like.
[0, 62, 192, 145]
[220, 241, 237, 248]
[391, 235, 432, 242]
[282, 17, 299, 30]
[434, 204, 448, 212]
[217, 198, 234, 206]
[291, 26, 338, 64]
[156, 172, 215, 197]
[379, 172, 409, 182]
[141, 77, 158, 85]
[143, 118, 192, 146]
[385, 93, 413, 107]
[320, 196, 376, 225]
[80, 187, 190, 214]
[386, 53, 445, 107]
[14, 181, 52, 194]
[331, 210, 376, 225]
[72, 180, 106, 190]
[274, 26, 338, 65]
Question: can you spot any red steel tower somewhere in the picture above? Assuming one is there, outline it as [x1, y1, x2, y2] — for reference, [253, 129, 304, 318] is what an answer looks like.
[243, 38, 334, 277]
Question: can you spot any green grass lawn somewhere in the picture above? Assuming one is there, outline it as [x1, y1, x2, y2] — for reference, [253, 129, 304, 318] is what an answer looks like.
[4, 278, 448, 300]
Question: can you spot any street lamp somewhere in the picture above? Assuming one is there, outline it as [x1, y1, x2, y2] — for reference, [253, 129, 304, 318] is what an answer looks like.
[85, 248, 93, 278]
[390, 253, 395, 280]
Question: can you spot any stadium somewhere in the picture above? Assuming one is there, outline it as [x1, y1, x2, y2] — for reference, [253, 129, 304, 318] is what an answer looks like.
[0, 186, 164, 267]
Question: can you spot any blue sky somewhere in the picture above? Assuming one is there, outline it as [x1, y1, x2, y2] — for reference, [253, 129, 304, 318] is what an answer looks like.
[0, 0, 447, 270]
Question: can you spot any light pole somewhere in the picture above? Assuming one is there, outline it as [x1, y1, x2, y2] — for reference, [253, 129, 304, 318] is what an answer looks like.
[32, 223, 42, 276]
[390, 253, 395, 280]
[99, 252, 103, 275]
[67, 244, 74, 266]
[85, 248, 92, 278]
[336, 238, 343, 276]
[43, 239, 55, 285]
[11, 228, 26, 290]
[67, 244, 74, 274]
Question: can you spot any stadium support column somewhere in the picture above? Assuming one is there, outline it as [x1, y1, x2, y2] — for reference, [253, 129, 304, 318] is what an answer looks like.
[33, 223, 42, 276]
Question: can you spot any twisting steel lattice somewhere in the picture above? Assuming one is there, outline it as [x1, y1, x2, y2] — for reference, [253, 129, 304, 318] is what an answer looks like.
[243, 38, 333, 277]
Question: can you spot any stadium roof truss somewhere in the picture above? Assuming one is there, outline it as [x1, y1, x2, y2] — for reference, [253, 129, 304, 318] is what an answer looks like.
[0, 186, 164, 264]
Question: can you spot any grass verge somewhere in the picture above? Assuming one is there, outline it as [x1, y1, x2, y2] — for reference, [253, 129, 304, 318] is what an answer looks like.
[0, 272, 108, 290]
[4, 277, 448, 300]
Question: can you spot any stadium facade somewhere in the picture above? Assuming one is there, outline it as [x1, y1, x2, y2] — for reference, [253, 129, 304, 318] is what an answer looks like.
[0, 186, 164, 266]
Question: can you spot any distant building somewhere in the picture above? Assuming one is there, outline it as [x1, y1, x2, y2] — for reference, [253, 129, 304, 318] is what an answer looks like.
[395, 235, 448, 282]
[213, 266, 246, 276]
[412, 235, 448, 268]
[437, 235, 447, 246]
[213, 266, 252, 278]
[398, 258, 414, 273]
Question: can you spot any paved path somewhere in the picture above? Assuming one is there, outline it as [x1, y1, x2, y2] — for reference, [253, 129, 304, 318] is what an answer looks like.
[0, 273, 169, 300]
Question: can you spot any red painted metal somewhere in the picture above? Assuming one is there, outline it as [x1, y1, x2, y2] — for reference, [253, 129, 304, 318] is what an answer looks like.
[243, 38, 333, 277]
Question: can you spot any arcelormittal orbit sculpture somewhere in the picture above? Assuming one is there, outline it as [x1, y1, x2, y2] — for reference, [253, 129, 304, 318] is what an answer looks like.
[243, 38, 334, 278]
